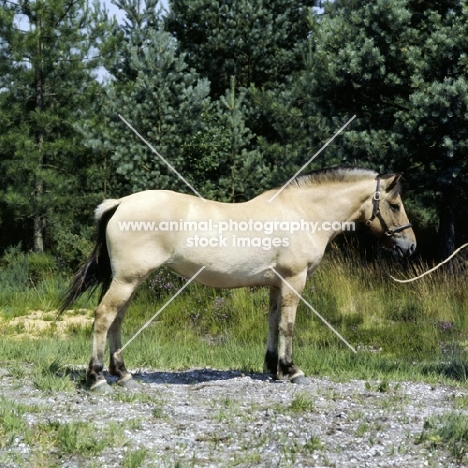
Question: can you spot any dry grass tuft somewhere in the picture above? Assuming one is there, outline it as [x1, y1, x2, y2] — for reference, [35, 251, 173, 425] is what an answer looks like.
[0, 309, 93, 339]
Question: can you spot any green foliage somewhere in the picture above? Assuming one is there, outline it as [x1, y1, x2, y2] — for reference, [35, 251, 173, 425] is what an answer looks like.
[27, 252, 57, 285]
[178, 77, 267, 201]
[0, 246, 468, 393]
[289, 393, 315, 412]
[0, 246, 29, 290]
[2, 242, 468, 382]
[32, 359, 76, 392]
[38, 420, 125, 456]
[179, 105, 232, 200]
[214, 77, 265, 201]
[166, 0, 318, 194]
[87, 1, 213, 196]
[52, 229, 94, 272]
[122, 449, 148, 468]
[1, 0, 467, 272]
[0, 0, 105, 255]
[52, 422, 106, 454]
[102, 0, 162, 82]
[167, 0, 317, 99]
[0, 246, 57, 290]
[0, 398, 31, 448]
[416, 412, 468, 464]
[306, 0, 468, 256]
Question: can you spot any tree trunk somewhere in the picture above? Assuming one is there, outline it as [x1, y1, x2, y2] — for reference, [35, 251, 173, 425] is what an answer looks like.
[34, 10, 44, 253]
[33, 175, 44, 253]
[437, 182, 456, 261]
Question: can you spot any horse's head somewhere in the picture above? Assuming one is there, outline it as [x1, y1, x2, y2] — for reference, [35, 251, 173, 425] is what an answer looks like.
[365, 174, 416, 257]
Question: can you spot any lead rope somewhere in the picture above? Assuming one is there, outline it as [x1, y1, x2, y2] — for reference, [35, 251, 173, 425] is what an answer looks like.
[389, 242, 468, 283]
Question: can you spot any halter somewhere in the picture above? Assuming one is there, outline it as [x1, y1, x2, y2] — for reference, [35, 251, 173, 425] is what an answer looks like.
[365, 176, 413, 237]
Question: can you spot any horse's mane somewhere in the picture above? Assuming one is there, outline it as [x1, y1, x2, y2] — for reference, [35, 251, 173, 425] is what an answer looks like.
[287, 166, 401, 197]
[290, 166, 377, 187]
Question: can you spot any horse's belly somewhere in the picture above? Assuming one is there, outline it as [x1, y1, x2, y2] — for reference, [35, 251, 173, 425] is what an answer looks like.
[166, 248, 277, 288]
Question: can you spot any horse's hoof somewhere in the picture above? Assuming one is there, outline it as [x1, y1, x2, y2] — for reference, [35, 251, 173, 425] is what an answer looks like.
[89, 379, 113, 393]
[117, 376, 139, 390]
[290, 375, 310, 385]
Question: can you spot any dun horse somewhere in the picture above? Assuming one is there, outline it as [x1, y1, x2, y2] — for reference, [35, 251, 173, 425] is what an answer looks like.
[60, 167, 416, 392]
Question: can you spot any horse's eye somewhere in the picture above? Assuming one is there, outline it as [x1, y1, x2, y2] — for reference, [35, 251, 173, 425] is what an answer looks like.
[389, 203, 400, 212]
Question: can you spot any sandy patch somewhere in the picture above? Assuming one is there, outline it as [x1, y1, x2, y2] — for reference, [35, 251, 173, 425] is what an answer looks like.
[1, 309, 93, 339]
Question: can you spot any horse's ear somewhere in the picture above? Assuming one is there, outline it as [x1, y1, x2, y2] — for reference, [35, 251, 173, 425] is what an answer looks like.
[382, 173, 403, 192]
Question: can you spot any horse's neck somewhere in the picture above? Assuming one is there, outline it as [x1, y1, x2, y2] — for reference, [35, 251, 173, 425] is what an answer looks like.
[291, 178, 375, 223]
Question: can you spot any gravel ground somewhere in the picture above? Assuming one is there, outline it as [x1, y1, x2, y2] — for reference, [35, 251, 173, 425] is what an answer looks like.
[1, 367, 467, 467]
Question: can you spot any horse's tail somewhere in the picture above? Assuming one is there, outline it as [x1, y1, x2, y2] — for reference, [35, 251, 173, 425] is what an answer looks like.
[58, 199, 121, 314]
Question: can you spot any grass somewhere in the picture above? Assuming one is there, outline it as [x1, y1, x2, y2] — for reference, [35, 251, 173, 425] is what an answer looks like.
[453, 395, 468, 410]
[355, 422, 369, 437]
[3, 246, 465, 465]
[0, 394, 128, 464]
[47, 421, 109, 455]
[289, 393, 315, 412]
[0, 398, 33, 447]
[32, 358, 78, 392]
[303, 435, 323, 453]
[365, 379, 391, 393]
[416, 412, 468, 464]
[122, 448, 148, 468]
[0, 245, 467, 386]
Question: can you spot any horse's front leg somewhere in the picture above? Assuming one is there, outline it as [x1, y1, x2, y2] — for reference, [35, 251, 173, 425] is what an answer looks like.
[277, 273, 309, 385]
[264, 285, 281, 378]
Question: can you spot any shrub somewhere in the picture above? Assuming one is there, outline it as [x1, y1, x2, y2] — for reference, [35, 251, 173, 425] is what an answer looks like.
[0, 246, 57, 290]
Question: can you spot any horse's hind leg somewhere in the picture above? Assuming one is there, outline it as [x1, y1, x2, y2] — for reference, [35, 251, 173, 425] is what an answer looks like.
[87, 277, 142, 392]
[108, 302, 139, 389]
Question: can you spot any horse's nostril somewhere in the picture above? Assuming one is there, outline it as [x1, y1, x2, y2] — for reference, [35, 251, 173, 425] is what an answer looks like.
[409, 243, 416, 256]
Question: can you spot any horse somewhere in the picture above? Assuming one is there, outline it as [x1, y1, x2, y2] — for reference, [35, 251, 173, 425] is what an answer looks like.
[60, 166, 416, 392]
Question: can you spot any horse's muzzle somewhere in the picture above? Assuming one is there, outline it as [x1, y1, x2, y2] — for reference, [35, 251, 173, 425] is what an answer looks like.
[392, 240, 416, 258]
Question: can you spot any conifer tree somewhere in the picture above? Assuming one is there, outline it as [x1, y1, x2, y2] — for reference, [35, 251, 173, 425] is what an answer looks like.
[88, 0, 212, 196]
[215, 77, 264, 201]
[0, 0, 103, 256]
[102, 0, 162, 83]
[304, 0, 468, 258]
[166, 0, 316, 99]
[165, 0, 317, 193]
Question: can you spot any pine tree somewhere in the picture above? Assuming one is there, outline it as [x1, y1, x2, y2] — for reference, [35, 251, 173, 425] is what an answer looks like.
[216, 77, 265, 201]
[166, 0, 316, 100]
[304, 0, 468, 258]
[0, 0, 104, 256]
[166, 0, 317, 192]
[101, 0, 162, 83]
[89, 0, 212, 196]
